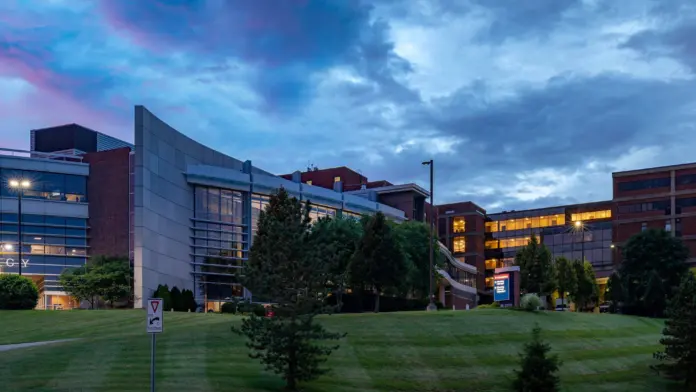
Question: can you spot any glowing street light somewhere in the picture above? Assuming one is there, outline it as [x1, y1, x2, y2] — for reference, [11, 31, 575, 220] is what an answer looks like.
[3, 244, 13, 251]
[7, 179, 31, 275]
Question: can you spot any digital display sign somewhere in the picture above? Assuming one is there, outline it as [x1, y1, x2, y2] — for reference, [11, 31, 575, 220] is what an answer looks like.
[493, 273, 510, 302]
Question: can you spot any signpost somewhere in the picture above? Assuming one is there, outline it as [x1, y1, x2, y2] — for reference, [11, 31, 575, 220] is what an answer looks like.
[493, 274, 510, 302]
[147, 298, 163, 392]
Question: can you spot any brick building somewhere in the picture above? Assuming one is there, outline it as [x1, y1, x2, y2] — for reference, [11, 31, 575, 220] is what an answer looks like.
[82, 147, 133, 258]
[280, 167, 429, 222]
[613, 162, 696, 265]
[436, 202, 487, 292]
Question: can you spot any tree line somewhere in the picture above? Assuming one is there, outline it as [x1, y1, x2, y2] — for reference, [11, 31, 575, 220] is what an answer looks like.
[234, 188, 441, 390]
[514, 235, 598, 310]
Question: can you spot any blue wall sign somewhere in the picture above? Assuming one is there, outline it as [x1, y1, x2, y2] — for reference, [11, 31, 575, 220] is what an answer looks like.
[493, 274, 510, 302]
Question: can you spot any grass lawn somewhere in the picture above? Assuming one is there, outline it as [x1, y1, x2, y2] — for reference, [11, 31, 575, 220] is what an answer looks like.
[0, 309, 675, 391]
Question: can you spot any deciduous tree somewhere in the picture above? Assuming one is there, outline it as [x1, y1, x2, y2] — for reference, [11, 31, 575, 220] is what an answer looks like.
[350, 212, 407, 312]
[618, 229, 689, 317]
[393, 220, 444, 300]
[554, 257, 575, 308]
[307, 216, 362, 311]
[569, 260, 598, 312]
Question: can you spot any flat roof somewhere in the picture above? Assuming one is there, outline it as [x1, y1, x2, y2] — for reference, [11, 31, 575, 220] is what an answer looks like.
[487, 199, 613, 217]
[613, 162, 696, 177]
[345, 183, 430, 198]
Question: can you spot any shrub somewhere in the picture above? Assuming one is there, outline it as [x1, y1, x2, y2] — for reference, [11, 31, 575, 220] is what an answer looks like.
[181, 289, 197, 312]
[220, 302, 237, 314]
[153, 284, 172, 311]
[521, 294, 542, 312]
[170, 286, 183, 311]
[237, 301, 266, 316]
[0, 275, 39, 310]
[478, 302, 501, 309]
[326, 292, 434, 313]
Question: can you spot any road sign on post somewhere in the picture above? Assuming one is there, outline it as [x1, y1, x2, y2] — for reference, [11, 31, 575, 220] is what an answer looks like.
[147, 298, 163, 392]
[147, 298, 163, 333]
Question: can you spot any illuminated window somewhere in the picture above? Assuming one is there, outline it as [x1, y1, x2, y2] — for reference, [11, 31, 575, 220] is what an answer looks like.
[485, 259, 498, 270]
[492, 214, 565, 232]
[453, 237, 466, 253]
[453, 217, 466, 233]
[333, 176, 341, 183]
[571, 210, 611, 222]
[306, 180, 312, 185]
[485, 277, 494, 288]
[488, 237, 532, 249]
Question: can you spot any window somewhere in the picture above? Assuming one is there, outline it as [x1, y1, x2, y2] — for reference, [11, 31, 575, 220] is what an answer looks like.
[452, 217, 465, 233]
[453, 237, 465, 253]
[306, 180, 312, 185]
[485, 259, 499, 270]
[618, 200, 670, 214]
[676, 197, 696, 208]
[485, 221, 498, 233]
[618, 177, 670, 192]
[665, 220, 672, 232]
[570, 210, 612, 222]
[485, 239, 499, 249]
[499, 237, 531, 248]
[489, 214, 565, 232]
[676, 174, 696, 185]
[333, 176, 341, 183]
[641, 222, 647, 232]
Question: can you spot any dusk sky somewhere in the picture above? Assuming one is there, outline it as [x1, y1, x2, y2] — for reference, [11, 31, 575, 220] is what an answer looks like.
[1, 0, 695, 211]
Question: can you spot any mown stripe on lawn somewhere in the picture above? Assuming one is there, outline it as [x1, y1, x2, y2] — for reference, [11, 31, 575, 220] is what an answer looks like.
[159, 330, 211, 391]
[47, 337, 124, 391]
[0, 340, 77, 390]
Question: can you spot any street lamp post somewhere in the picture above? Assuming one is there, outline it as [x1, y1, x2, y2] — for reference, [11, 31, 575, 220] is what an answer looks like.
[9, 179, 31, 276]
[574, 221, 589, 262]
[422, 159, 437, 311]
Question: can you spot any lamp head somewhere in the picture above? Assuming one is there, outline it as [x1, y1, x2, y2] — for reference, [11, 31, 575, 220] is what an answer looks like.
[8, 180, 19, 188]
[20, 180, 30, 188]
[575, 221, 582, 227]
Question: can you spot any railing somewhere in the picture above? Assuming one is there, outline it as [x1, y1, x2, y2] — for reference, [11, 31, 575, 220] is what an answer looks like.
[0, 148, 84, 162]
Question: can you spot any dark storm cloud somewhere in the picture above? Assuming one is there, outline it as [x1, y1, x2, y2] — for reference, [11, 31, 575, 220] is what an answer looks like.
[329, 71, 696, 209]
[99, 0, 415, 109]
[426, 74, 694, 170]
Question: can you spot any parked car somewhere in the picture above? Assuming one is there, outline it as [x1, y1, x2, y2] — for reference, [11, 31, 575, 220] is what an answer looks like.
[599, 302, 611, 313]
[555, 304, 568, 312]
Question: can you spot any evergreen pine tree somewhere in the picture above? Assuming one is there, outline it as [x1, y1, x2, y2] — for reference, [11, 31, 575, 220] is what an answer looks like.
[515, 235, 556, 297]
[233, 188, 344, 390]
[512, 325, 562, 392]
[653, 273, 696, 387]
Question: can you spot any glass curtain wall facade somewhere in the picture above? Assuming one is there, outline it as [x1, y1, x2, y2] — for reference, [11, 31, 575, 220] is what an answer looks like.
[484, 207, 614, 292]
[192, 186, 247, 311]
[0, 168, 87, 202]
[0, 167, 88, 309]
[0, 213, 88, 308]
[193, 187, 366, 311]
